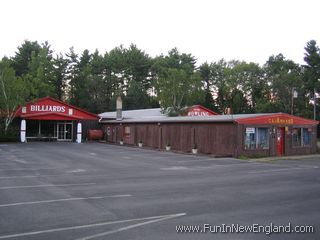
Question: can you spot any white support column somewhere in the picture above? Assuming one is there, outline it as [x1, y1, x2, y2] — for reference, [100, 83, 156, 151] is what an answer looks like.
[76, 122, 82, 143]
[20, 119, 26, 143]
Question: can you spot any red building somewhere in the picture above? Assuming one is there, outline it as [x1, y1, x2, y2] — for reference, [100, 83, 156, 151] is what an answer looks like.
[15, 97, 98, 142]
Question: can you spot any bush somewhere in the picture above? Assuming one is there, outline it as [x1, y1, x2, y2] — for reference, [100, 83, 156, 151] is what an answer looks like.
[0, 136, 19, 142]
[0, 124, 19, 142]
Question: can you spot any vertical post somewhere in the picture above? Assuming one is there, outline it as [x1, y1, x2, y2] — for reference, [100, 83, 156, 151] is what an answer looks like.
[76, 122, 82, 143]
[314, 88, 317, 120]
[291, 88, 298, 115]
[20, 119, 26, 143]
[291, 88, 294, 115]
[38, 120, 41, 136]
[116, 96, 123, 121]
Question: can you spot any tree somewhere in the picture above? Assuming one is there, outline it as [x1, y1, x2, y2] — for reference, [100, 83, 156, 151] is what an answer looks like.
[22, 47, 55, 100]
[155, 68, 203, 115]
[199, 59, 226, 112]
[125, 44, 152, 90]
[123, 80, 159, 110]
[199, 62, 215, 111]
[229, 61, 266, 112]
[303, 40, 320, 93]
[213, 60, 251, 114]
[10, 40, 58, 101]
[65, 47, 79, 100]
[11, 40, 41, 77]
[260, 54, 304, 114]
[52, 54, 68, 100]
[69, 49, 92, 109]
[0, 58, 28, 134]
[152, 48, 202, 115]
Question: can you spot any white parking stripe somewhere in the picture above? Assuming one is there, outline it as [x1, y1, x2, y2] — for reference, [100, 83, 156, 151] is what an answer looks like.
[0, 194, 132, 208]
[0, 213, 186, 239]
[76, 213, 186, 240]
[0, 173, 73, 179]
[0, 167, 60, 171]
[0, 183, 96, 190]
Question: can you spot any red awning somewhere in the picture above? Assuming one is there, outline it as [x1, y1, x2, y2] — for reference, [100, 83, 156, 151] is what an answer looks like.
[236, 113, 318, 125]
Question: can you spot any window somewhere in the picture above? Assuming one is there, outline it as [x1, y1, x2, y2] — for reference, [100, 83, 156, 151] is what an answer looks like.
[303, 128, 312, 146]
[245, 127, 269, 150]
[257, 128, 269, 149]
[293, 128, 312, 147]
[292, 128, 301, 146]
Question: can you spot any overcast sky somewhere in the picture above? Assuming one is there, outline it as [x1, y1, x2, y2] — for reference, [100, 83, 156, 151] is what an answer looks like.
[1, 0, 319, 65]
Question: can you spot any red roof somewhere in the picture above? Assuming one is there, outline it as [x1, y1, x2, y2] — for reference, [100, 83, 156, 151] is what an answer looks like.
[186, 105, 219, 116]
[15, 96, 98, 120]
[235, 113, 318, 125]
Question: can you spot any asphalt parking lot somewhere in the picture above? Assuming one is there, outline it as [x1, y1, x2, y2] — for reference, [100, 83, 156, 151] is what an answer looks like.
[0, 142, 319, 240]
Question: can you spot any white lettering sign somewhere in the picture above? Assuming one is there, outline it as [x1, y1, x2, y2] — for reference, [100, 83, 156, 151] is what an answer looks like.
[188, 111, 209, 116]
[30, 105, 66, 113]
[246, 128, 255, 134]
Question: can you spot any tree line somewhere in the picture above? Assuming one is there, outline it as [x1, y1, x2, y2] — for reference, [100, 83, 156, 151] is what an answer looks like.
[0, 40, 320, 134]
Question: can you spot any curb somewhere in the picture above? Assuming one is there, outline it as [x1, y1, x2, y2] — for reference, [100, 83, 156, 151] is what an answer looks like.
[250, 154, 320, 162]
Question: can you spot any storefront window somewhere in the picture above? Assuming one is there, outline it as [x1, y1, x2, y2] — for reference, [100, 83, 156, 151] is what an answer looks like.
[245, 129, 256, 150]
[257, 128, 269, 149]
[292, 128, 301, 146]
[303, 128, 312, 146]
[292, 128, 312, 147]
[245, 127, 269, 150]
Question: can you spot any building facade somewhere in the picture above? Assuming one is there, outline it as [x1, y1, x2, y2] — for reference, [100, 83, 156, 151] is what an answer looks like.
[15, 97, 98, 142]
[100, 109, 318, 157]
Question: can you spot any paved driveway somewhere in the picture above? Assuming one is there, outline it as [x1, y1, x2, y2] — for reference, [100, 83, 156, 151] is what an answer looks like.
[0, 143, 319, 239]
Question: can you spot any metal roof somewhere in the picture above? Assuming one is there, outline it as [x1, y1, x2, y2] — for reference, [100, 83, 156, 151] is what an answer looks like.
[99, 108, 275, 123]
[99, 108, 163, 120]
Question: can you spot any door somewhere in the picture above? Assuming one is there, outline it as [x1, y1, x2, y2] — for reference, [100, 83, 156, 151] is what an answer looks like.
[276, 127, 285, 156]
[57, 122, 73, 141]
[65, 123, 72, 140]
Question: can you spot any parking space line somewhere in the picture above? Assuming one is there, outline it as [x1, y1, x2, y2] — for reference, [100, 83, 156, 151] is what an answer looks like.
[76, 213, 186, 240]
[9, 159, 27, 164]
[0, 194, 132, 208]
[0, 183, 96, 190]
[0, 174, 72, 179]
[0, 213, 186, 239]
[0, 167, 60, 171]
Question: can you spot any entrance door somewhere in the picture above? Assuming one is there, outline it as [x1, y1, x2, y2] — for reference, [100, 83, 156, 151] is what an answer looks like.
[57, 122, 73, 141]
[276, 127, 285, 156]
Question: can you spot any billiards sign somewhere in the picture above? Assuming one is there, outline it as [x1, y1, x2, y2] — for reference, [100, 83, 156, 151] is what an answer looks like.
[30, 104, 66, 113]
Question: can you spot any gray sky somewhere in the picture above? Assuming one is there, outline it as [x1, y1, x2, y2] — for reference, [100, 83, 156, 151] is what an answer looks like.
[1, 0, 319, 65]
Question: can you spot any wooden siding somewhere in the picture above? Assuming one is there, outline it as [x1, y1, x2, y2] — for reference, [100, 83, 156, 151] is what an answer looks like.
[103, 122, 236, 156]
